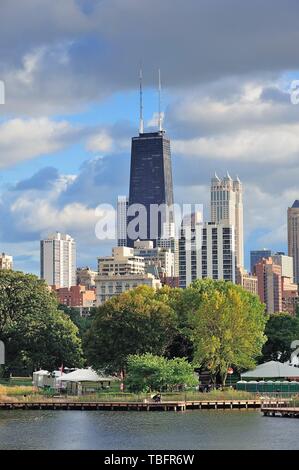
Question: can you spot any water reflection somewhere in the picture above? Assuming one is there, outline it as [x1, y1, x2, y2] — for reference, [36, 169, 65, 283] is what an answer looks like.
[0, 410, 297, 450]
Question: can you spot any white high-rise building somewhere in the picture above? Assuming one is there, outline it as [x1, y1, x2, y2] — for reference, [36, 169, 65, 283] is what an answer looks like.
[0, 253, 13, 270]
[288, 201, 299, 284]
[202, 222, 235, 283]
[40, 232, 76, 288]
[211, 173, 243, 268]
[179, 213, 236, 288]
[272, 253, 294, 281]
[179, 212, 203, 288]
[117, 196, 128, 247]
[157, 221, 179, 277]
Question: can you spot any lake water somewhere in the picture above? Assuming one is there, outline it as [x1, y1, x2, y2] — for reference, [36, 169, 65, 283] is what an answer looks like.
[0, 409, 297, 450]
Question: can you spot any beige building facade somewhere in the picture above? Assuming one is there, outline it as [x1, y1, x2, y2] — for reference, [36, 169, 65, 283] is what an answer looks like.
[96, 246, 161, 305]
[236, 266, 258, 295]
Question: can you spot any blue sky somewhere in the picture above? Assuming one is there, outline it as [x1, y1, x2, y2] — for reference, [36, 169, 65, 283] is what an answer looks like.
[1, 0, 299, 274]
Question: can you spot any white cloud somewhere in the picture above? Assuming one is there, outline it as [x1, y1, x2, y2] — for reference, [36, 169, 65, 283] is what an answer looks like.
[171, 88, 286, 131]
[14, 48, 45, 86]
[86, 130, 113, 153]
[2, 1, 299, 115]
[147, 112, 165, 128]
[11, 196, 98, 235]
[173, 123, 299, 163]
[0, 118, 79, 168]
[168, 79, 299, 165]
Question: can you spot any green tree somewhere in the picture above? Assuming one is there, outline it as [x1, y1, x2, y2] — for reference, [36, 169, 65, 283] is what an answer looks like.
[58, 304, 95, 338]
[188, 280, 267, 385]
[125, 353, 197, 393]
[262, 313, 299, 363]
[156, 286, 194, 360]
[166, 357, 198, 390]
[126, 354, 169, 393]
[0, 270, 84, 374]
[84, 286, 178, 375]
[0, 270, 57, 334]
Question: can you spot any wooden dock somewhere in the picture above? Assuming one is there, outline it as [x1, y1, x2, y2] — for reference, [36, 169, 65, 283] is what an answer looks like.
[0, 399, 281, 412]
[262, 406, 299, 418]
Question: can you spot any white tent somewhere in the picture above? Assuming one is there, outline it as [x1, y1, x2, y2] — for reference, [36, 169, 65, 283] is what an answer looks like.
[33, 370, 50, 387]
[33, 370, 67, 388]
[56, 368, 118, 395]
[56, 368, 117, 383]
[33, 370, 49, 376]
[241, 361, 299, 379]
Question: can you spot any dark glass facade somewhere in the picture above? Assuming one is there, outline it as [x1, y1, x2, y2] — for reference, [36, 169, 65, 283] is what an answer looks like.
[250, 249, 272, 274]
[127, 131, 174, 246]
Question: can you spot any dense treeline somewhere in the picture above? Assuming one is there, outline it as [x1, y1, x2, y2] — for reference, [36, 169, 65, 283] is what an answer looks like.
[1, 271, 297, 386]
[0, 271, 83, 376]
[84, 280, 268, 385]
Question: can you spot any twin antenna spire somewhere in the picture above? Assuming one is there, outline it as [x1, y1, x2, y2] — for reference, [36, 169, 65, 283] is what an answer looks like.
[158, 69, 163, 132]
[139, 69, 163, 134]
[139, 69, 144, 134]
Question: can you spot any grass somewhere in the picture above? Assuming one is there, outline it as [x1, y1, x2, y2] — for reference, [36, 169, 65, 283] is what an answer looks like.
[0, 384, 294, 404]
[79, 389, 258, 402]
[0, 377, 32, 386]
[0, 385, 258, 403]
[0, 384, 38, 396]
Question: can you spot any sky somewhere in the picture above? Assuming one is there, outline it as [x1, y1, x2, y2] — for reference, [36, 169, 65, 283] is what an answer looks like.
[1, 0, 299, 274]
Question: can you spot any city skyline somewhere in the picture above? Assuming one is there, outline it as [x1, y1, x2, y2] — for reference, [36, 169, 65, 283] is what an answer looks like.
[1, 1, 299, 274]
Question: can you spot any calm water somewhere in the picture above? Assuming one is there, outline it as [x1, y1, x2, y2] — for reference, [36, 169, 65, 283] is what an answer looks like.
[0, 410, 298, 450]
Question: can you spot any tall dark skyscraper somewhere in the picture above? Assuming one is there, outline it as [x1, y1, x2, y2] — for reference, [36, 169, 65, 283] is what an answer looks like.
[127, 71, 174, 246]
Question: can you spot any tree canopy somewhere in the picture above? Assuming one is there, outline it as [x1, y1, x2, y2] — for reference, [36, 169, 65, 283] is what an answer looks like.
[125, 353, 197, 393]
[187, 280, 267, 384]
[58, 304, 96, 338]
[84, 285, 178, 374]
[0, 270, 84, 374]
[84, 280, 267, 384]
[262, 313, 299, 363]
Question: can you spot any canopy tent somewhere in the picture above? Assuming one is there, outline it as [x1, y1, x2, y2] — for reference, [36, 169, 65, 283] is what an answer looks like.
[33, 370, 49, 376]
[33, 370, 65, 388]
[241, 361, 299, 379]
[56, 368, 118, 395]
[56, 368, 117, 383]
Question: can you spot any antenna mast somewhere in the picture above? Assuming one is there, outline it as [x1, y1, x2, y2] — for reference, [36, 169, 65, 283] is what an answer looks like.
[139, 68, 144, 134]
[158, 69, 163, 132]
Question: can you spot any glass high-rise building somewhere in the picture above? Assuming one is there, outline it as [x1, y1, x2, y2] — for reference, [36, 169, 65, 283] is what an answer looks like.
[250, 249, 272, 274]
[127, 130, 174, 246]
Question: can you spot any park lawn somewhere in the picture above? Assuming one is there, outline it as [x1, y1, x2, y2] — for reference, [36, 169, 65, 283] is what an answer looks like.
[0, 386, 258, 403]
[64, 389, 258, 403]
[0, 384, 37, 396]
[0, 377, 32, 386]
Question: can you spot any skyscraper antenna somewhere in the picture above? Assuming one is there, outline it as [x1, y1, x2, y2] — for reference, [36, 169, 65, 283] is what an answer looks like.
[139, 68, 144, 134]
[158, 69, 163, 131]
